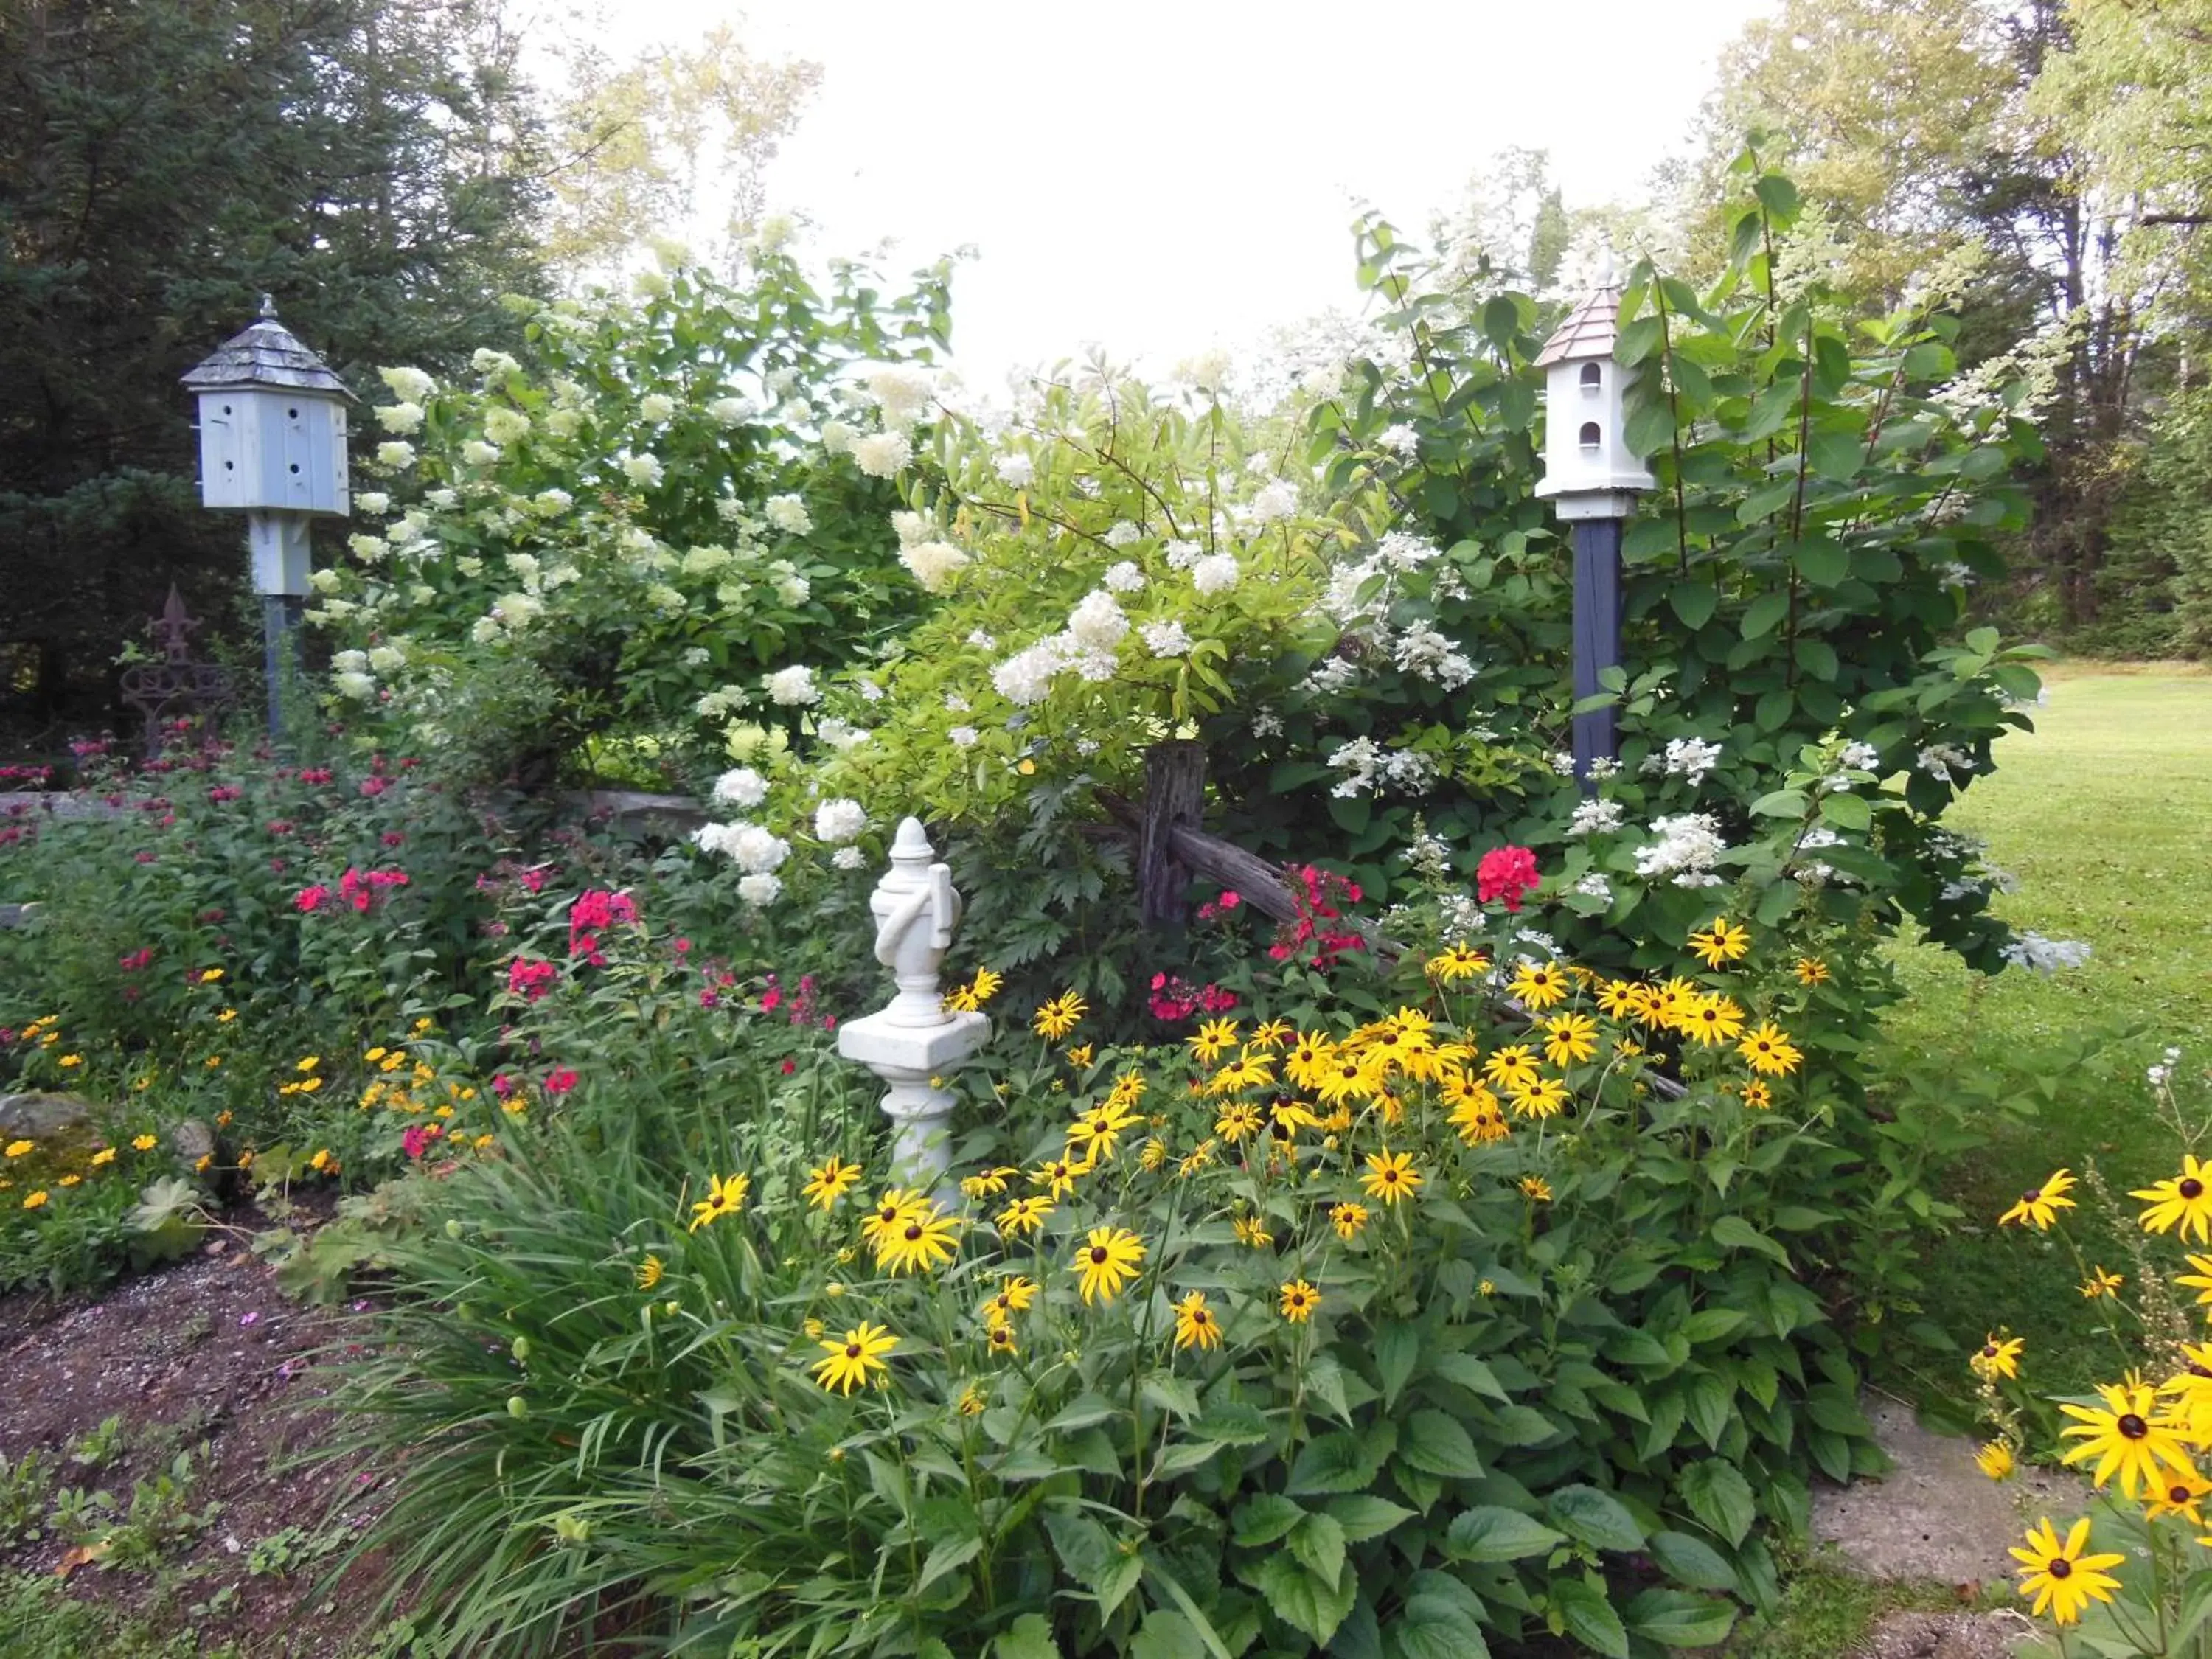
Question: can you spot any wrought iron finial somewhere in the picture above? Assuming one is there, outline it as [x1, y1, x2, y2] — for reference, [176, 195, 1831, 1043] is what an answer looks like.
[151, 585, 198, 664]
[122, 588, 234, 755]
[258, 293, 278, 320]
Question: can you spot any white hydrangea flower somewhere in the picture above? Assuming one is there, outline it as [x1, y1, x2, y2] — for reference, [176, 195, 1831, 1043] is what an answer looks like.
[639, 392, 676, 424]
[813, 799, 866, 844]
[469, 615, 501, 644]
[949, 726, 979, 748]
[1304, 657, 1359, 695]
[1164, 538, 1203, 571]
[333, 669, 378, 700]
[1103, 521, 1141, 548]
[532, 489, 571, 516]
[1393, 623, 1474, 689]
[681, 647, 710, 667]
[764, 665, 819, 706]
[354, 491, 390, 515]
[1918, 744, 1976, 784]
[1572, 872, 1613, 900]
[425, 487, 459, 510]
[965, 630, 995, 650]
[1635, 813, 1728, 887]
[1839, 741, 1880, 772]
[332, 650, 370, 674]
[366, 645, 405, 673]
[994, 453, 1035, 487]
[1191, 554, 1240, 595]
[375, 402, 424, 434]
[944, 692, 970, 712]
[708, 396, 756, 427]
[484, 407, 530, 445]
[1248, 479, 1298, 524]
[901, 540, 969, 593]
[1251, 710, 1283, 738]
[728, 825, 790, 874]
[1140, 621, 1192, 658]
[1067, 589, 1130, 652]
[773, 571, 810, 606]
[1300, 360, 1344, 400]
[308, 568, 341, 594]
[471, 349, 520, 378]
[375, 442, 417, 470]
[764, 493, 813, 535]
[1102, 561, 1145, 593]
[619, 451, 664, 488]
[1379, 423, 1419, 459]
[461, 439, 501, 467]
[1568, 799, 1624, 836]
[821, 420, 856, 455]
[864, 366, 934, 428]
[832, 846, 867, 871]
[737, 872, 782, 907]
[378, 366, 436, 402]
[543, 408, 584, 439]
[455, 555, 483, 577]
[348, 534, 389, 563]
[857, 678, 884, 703]
[992, 640, 1065, 706]
[852, 431, 912, 479]
[633, 268, 670, 299]
[1663, 737, 1723, 785]
[712, 768, 768, 809]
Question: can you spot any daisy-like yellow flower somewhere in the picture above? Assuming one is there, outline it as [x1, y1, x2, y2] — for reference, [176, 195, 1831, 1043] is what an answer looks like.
[1736, 1022, 1803, 1077]
[1541, 1012, 1598, 1068]
[1976, 1440, 2015, 1481]
[2177, 1254, 2212, 1306]
[1208, 1052, 1275, 1096]
[2146, 1470, 2212, 1525]
[1508, 1077, 1570, 1120]
[1508, 961, 1570, 1011]
[1247, 1018, 1295, 1051]
[687, 1172, 751, 1233]
[2011, 1517, 2126, 1626]
[804, 1156, 864, 1211]
[1481, 1045, 1540, 1096]
[2059, 1376, 2197, 1498]
[2133, 1156, 2212, 1244]
[1278, 1280, 1320, 1323]
[2, 1140, 30, 1159]
[1361, 1151, 1422, 1206]
[2079, 1266, 2125, 1300]
[1426, 944, 1490, 983]
[1739, 1079, 1774, 1110]
[198, 967, 223, 984]
[131, 1134, 158, 1152]
[1592, 978, 1641, 1020]
[875, 1205, 961, 1276]
[636, 1254, 664, 1290]
[1518, 1175, 1553, 1203]
[1172, 1290, 1222, 1352]
[2161, 1342, 2212, 1442]
[1266, 1099, 1320, 1141]
[1188, 1017, 1239, 1065]
[1686, 918, 1752, 970]
[1138, 1138, 1167, 1172]
[1795, 957, 1831, 987]
[309, 1148, 336, 1172]
[811, 1321, 897, 1394]
[1284, 1032, 1338, 1091]
[1313, 1054, 1385, 1107]
[1329, 1201, 1370, 1242]
[1065, 1043, 1093, 1069]
[957, 1383, 988, 1416]
[1973, 1335, 2025, 1381]
[21, 1190, 47, 1210]
[944, 967, 1005, 1013]
[1233, 1214, 1274, 1248]
[995, 1194, 1054, 1237]
[1682, 995, 1746, 1048]
[1065, 1101, 1141, 1164]
[1175, 1139, 1217, 1178]
[959, 1165, 1019, 1200]
[296, 1055, 320, 1073]
[1032, 1154, 1090, 1199]
[57, 1054, 81, 1068]
[1448, 1091, 1510, 1146]
[860, 1188, 931, 1252]
[90, 1147, 116, 1167]
[986, 1321, 1019, 1357]
[1032, 992, 1087, 1042]
[1070, 1226, 1146, 1305]
[980, 1276, 1039, 1326]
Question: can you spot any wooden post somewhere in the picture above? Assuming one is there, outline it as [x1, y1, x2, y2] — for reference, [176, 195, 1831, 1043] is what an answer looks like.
[1571, 516, 1624, 791]
[1138, 740, 1206, 927]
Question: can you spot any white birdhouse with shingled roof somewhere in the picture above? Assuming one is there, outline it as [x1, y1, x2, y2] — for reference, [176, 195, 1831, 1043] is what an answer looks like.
[181, 297, 353, 523]
[1534, 259, 1655, 521]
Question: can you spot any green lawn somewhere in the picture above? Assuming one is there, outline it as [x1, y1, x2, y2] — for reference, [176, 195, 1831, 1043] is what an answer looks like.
[1879, 665, 2212, 1404]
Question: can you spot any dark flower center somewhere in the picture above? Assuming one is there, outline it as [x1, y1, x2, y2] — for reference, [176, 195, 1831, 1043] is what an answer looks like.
[2048, 1558, 2073, 1579]
[844, 1343, 862, 1358]
[2173, 1486, 2192, 1503]
[1982, 1345, 2000, 1359]
[2023, 1189, 2041, 1203]
[2119, 1414, 2149, 1439]
[902, 1223, 923, 1242]
[2185, 1180, 2205, 1200]
[1091, 1248, 1110, 1265]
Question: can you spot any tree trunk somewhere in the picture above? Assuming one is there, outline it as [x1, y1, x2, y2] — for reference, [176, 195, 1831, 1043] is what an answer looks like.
[1137, 740, 1206, 928]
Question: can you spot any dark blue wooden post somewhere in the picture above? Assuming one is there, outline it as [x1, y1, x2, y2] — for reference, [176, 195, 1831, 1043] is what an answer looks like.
[1571, 517, 1624, 790]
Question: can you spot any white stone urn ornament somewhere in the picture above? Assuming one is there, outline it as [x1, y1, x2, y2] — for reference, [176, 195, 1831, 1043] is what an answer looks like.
[836, 817, 990, 1192]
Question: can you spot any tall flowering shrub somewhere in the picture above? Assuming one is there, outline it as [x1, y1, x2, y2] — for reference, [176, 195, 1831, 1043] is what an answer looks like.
[319, 237, 952, 785]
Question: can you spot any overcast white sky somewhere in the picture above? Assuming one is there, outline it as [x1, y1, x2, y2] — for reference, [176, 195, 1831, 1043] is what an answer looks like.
[588, 1, 1773, 380]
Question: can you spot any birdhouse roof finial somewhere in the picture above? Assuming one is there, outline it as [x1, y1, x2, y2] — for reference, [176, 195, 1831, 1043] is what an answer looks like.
[181, 300, 352, 400]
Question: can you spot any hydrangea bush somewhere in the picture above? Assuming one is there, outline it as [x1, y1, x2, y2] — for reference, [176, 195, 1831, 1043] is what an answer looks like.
[318, 238, 952, 785]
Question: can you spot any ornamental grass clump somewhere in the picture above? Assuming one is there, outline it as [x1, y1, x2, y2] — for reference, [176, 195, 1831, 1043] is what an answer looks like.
[330, 872, 1901, 1658]
[1967, 1047, 2212, 1652]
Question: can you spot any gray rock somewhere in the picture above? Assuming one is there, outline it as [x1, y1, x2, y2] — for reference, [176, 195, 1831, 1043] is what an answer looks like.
[0, 1092, 94, 1137]
[169, 1119, 216, 1163]
[0, 903, 38, 929]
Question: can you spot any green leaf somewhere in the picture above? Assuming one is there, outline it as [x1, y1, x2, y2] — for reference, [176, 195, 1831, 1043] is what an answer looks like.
[995, 1613, 1060, 1659]
[1430, 1352, 1511, 1402]
[1624, 1588, 1737, 1648]
[1444, 1506, 1567, 1563]
[1399, 1409, 1484, 1478]
[1684, 1371, 1735, 1450]
[1742, 591, 1791, 640]
[1750, 789, 1809, 818]
[1189, 1402, 1271, 1446]
[1485, 1404, 1562, 1446]
[1711, 1216, 1791, 1265]
[1753, 173, 1801, 226]
[1678, 1460, 1757, 1547]
[1818, 791, 1871, 833]
[1374, 1322, 1419, 1411]
[1287, 1430, 1380, 1495]
[1546, 1485, 1645, 1553]
[1326, 1495, 1417, 1543]
[1287, 1512, 1347, 1587]
[1392, 1592, 1493, 1659]
[1130, 1610, 1206, 1659]
[1231, 1494, 1305, 1548]
[1646, 1530, 1738, 1591]
[1806, 1388, 1873, 1439]
[1251, 1552, 1356, 1646]
[1805, 431, 1862, 484]
[1682, 1307, 1748, 1344]
[1669, 582, 1718, 629]
[1551, 1578, 1630, 1659]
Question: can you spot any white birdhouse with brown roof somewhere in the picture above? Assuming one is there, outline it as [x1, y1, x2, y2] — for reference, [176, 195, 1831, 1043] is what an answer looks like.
[181, 297, 354, 520]
[1533, 262, 1655, 521]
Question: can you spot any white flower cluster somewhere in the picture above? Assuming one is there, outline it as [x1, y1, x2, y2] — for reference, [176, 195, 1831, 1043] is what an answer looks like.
[1102, 561, 1146, 594]
[1391, 623, 1475, 689]
[1917, 744, 1976, 784]
[1378, 424, 1419, 459]
[764, 494, 813, 535]
[1067, 590, 1129, 653]
[1634, 813, 1728, 887]
[813, 799, 866, 844]
[1400, 828, 1451, 880]
[994, 452, 1035, 487]
[711, 768, 768, 809]
[2000, 931, 2093, 975]
[1140, 620, 1192, 658]
[619, 451, 664, 488]
[992, 639, 1065, 706]
[764, 665, 820, 706]
[1572, 872, 1613, 901]
[1326, 737, 1437, 799]
[378, 366, 437, 402]
[2149, 1047, 2184, 1088]
[853, 431, 912, 479]
[1191, 554, 1240, 595]
[376, 402, 424, 434]
[1567, 799, 1624, 837]
[864, 366, 934, 428]
[1662, 737, 1723, 785]
[1247, 479, 1299, 524]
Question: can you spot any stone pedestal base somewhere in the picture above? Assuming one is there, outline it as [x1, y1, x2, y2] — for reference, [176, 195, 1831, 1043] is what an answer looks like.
[837, 1009, 990, 1192]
